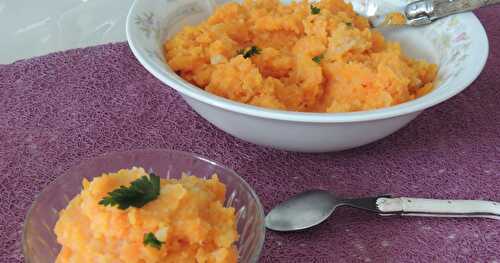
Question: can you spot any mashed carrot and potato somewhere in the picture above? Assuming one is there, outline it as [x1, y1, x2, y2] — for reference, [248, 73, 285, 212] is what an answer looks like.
[164, 0, 437, 113]
[54, 168, 238, 263]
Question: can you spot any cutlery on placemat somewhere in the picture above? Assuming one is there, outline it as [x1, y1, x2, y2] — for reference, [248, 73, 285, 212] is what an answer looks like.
[266, 190, 500, 231]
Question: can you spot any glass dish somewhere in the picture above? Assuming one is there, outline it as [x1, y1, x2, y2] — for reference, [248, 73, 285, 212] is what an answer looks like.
[22, 149, 265, 263]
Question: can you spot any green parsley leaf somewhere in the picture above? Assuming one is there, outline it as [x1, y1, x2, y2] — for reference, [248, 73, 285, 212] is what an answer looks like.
[312, 54, 324, 64]
[144, 232, 164, 249]
[99, 173, 161, 210]
[345, 22, 353, 27]
[241, 46, 261, 59]
[311, 5, 321, 15]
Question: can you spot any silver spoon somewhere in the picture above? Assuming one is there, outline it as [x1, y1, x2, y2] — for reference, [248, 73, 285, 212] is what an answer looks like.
[266, 190, 500, 232]
[357, 0, 500, 27]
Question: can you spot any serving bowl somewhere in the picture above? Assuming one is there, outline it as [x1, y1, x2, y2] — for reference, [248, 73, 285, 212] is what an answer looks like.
[23, 149, 265, 263]
[126, 0, 488, 152]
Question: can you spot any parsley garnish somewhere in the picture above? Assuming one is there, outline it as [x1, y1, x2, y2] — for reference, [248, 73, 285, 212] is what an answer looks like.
[144, 232, 164, 249]
[239, 46, 261, 59]
[312, 54, 324, 64]
[311, 5, 321, 15]
[99, 173, 161, 210]
[345, 22, 353, 27]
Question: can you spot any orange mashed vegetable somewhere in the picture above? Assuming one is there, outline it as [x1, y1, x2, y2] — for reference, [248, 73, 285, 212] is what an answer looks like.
[164, 0, 437, 112]
[54, 168, 238, 263]
[383, 12, 407, 26]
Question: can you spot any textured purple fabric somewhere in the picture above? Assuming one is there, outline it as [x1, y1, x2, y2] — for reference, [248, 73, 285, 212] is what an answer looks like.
[1, 8, 499, 263]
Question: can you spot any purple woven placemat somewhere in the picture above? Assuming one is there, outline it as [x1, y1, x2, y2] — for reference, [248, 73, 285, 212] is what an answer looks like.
[1, 8, 499, 263]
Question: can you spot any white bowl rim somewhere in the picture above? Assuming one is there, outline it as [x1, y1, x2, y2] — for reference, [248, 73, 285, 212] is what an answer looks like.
[126, 1, 489, 123]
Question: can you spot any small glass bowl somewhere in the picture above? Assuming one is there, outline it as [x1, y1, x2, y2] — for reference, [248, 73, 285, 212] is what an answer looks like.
[23, 149, 265, 263]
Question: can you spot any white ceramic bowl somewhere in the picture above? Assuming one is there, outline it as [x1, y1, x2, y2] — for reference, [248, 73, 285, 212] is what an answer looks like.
[126, 0, 488, 153]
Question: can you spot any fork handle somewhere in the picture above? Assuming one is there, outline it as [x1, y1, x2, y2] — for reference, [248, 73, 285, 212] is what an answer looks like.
[377, 197, 500, 220]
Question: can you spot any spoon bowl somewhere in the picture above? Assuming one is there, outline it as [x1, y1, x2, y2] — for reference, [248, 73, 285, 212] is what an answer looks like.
[265, 190, 383, 231]
[265, 190, 337, 231]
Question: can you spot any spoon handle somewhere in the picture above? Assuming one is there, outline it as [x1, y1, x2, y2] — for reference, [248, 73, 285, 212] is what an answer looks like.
[406, 0, 500, 26]
[376, 197, 500, 220]
[432, 0, 500, 18]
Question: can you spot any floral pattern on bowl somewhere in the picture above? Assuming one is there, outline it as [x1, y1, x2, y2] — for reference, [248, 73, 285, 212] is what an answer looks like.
[131, 0, 210, 65]
[426, 16, 473, 85]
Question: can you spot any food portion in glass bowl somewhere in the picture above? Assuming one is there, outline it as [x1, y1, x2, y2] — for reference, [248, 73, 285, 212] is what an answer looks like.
[54, 167, 238, 263]
[163, 0, 438, 113]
